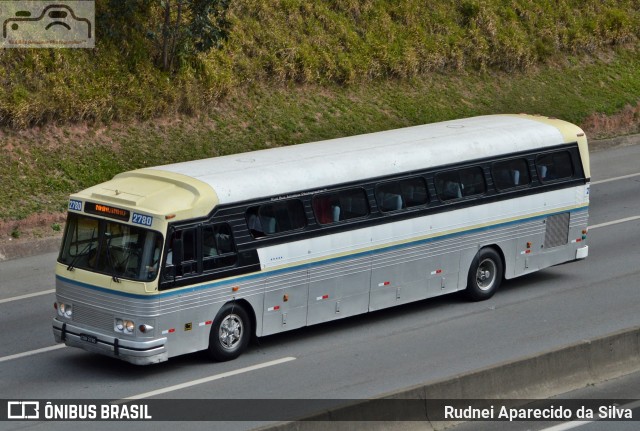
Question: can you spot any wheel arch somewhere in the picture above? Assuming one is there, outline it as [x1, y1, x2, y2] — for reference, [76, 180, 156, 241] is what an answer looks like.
[207, 298, 256, 362]
[460, 244, 507, 290]
[463, 244, 506, 301]
[217, 298, 257, 339]
[481, 244, 506, 280]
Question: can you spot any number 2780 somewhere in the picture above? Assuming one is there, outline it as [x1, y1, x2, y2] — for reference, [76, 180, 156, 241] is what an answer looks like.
[68, 200, 82, 211]
[132, 213, 153, 226]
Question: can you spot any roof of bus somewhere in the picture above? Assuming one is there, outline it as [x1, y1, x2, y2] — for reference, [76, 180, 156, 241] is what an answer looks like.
[150, 114, 585, 202]
[74, 114, 587, 221]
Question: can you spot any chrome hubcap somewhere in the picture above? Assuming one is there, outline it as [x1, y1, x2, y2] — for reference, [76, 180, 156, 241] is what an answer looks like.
[476, 258, 497, 291]
[219, 314, 243, 350]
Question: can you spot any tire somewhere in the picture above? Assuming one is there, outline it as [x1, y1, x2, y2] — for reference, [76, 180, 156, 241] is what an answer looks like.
[465, 248, 503, 301]
[208, 302, 251, 362]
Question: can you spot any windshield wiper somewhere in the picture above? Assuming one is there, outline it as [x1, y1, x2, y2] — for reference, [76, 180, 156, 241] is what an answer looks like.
[66, 228, 96, 271]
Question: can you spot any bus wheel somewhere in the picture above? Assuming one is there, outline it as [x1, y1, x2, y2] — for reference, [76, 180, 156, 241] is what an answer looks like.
[466, 248, 503, 301]
[208, 303, 251, 362]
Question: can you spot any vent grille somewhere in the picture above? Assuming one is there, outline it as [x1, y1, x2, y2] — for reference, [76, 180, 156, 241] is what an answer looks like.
[72, 305, 114, 332]
[544, 212, 570, 248]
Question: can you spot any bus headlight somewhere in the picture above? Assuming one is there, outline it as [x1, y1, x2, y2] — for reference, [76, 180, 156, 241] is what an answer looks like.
[114, 318, 135, 334]
[124, 320, 135, 333]
[55, 302, 73, 318]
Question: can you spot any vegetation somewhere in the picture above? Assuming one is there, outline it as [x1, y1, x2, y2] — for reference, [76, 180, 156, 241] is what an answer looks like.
[0, 0, 639, 228]
[0, 0, 638, 127]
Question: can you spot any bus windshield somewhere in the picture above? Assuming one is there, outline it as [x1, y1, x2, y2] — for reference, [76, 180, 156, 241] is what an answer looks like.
[58, 213, 164, 282]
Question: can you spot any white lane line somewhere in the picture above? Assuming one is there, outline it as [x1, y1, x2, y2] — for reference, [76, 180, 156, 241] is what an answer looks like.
[0, 344, 66, 363]
[0, 289, 55, 305]
[539, 420, 592, 431]
[121, 356, 297, 401]
[540, 400, 640, 431]
[589, 215, 640, 230]
[591, 172, 640, 185]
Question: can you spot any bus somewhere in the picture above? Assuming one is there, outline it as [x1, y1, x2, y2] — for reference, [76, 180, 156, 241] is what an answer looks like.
[53, 114, 590, 365]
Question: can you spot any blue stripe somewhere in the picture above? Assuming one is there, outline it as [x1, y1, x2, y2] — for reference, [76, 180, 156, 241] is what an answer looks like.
[56, 206, 588, 300]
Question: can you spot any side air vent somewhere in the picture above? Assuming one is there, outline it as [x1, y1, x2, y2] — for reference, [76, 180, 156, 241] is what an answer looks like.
[544, 212, 570, 248]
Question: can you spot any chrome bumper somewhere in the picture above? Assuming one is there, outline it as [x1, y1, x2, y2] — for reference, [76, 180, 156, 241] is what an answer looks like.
[52, 318, 168, 365]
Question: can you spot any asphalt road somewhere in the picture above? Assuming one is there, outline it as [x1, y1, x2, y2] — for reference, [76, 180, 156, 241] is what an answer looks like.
[1, 143, 640, 431]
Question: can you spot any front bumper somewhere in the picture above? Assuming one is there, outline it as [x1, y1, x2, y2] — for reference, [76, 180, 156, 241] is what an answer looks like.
[52, 318, 168, 365]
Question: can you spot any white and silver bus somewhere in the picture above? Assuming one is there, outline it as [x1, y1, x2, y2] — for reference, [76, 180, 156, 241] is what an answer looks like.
[53, 114, 590, 365]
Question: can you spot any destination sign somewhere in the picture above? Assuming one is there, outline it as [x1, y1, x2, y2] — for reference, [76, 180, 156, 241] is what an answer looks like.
[85, 202, 130, 222]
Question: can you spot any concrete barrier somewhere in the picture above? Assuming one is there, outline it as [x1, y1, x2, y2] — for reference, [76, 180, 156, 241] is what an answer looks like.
[258, 325, 640, 430]
[0, 235, 61, 262]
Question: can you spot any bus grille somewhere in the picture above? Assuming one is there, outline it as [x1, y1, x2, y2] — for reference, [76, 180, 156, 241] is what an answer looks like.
[72, 305, 114, 332]
[544, 212, 570, 248]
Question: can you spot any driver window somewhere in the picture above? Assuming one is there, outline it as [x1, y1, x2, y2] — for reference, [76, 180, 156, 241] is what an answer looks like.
[164, 228, 197, 278]
[163, 224, 238, 281]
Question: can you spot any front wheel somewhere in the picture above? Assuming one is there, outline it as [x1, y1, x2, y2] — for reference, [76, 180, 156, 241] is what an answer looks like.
[465, 248, 503, 301]
[208, 303, 251, 362]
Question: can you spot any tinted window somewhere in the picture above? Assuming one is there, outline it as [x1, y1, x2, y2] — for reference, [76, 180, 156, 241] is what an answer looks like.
[435, 171, 461, 201]
[313, 188, 369, 225]
[164, 228, 197, 278]
[435, 167, 486, 201]
[246, 199, 307, 238]
[182, 228, 196, 262]
[459, 167, 486, 196]
[536, 151, 574, 182]
[202, 223, 237, 271]
[492, 158, 531, 190]
[164, 224, 238, 280]
[375, 177, 428, 212]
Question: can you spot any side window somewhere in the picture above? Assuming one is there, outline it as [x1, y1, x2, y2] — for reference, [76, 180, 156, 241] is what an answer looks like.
[182, 229, 196, 262]
[164, 224, 238, 280]
[536, 151, 574, 182]
[435, 166, 486, 201]
[492, 158, 531, 190]
[375, 177, 428, 212]
[459, 167, 486, 196]
[203, 223, 237, 271]
[313, 188, 369, 225]
[245, 199, 307, 238]
[164, 228, 197, 278]
[435, 171, 461, 201]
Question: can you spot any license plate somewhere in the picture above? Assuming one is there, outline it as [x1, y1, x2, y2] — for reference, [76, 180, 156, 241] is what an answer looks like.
[80, 334, 97, 344]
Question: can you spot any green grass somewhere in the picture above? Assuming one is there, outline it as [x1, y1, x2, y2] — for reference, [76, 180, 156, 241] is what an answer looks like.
[0, 0, 638, 127]
[2, 48, 639, 221]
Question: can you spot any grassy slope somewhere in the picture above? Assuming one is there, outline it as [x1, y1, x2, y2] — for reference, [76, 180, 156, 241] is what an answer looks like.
[3, 49, 640, 225]
[1, 0, 640, 232]
[0, 0, 638, 127]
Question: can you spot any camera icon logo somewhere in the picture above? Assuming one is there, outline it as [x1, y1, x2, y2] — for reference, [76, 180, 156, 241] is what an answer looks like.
[7, 401, 40, 419]
[1, 1, 94, 48]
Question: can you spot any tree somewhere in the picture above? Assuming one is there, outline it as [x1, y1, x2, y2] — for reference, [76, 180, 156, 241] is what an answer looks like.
[154, 0, 230, 72]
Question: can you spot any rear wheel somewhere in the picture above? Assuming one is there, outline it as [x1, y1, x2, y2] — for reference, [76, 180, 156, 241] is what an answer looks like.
[208, 303, 251, 362]
[465, 248, 503, 301]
